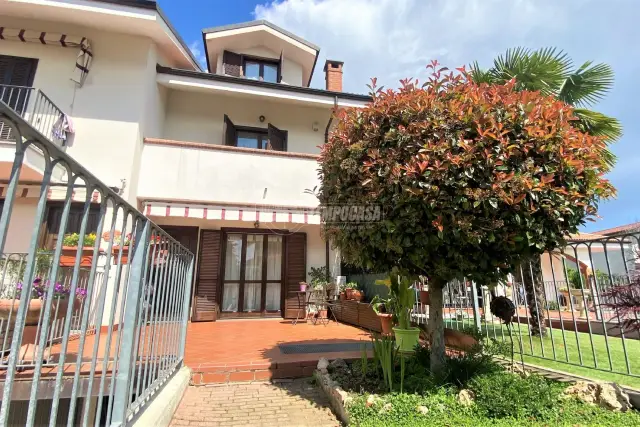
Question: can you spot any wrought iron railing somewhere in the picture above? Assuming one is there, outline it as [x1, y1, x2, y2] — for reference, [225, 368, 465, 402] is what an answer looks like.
[0, 102, 194, 426]
[0, 84, 66, 146]
[412, 230, 640, 386]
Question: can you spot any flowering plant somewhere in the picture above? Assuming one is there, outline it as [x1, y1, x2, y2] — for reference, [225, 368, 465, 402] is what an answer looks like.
[62, 233, 97, 247]
[16, 278, 88, 300]
[102, 231, 132, 246]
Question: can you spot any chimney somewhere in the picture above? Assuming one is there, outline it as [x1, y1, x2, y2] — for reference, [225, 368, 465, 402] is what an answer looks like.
[324, 59, 344, 92]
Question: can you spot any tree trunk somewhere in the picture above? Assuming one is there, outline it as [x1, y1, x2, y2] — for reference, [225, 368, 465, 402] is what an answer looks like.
[519, 257, 547, 337]
[428, 283, 446, 374]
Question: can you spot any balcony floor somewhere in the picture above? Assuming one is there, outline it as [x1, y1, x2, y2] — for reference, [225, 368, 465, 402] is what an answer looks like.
[184, 319, 371, 383]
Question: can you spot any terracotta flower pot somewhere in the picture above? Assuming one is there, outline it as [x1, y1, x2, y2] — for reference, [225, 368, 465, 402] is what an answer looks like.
[112, 245, 130, 265]
[60, 246, 96, 267]
[345, 288, 354, 300]
[351, 290, 364, 302]
[378, 313, 393, 335]
[419, 290, 430, 305]
[0, 298, 69, 326]
[339, 292, 346, 301]
[318, 309, 328, 319]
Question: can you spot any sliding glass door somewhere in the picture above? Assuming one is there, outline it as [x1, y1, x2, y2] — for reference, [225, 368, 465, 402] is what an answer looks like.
[221, 233, 283, 314]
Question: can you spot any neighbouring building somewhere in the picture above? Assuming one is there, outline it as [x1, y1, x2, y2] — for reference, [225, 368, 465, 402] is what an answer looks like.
[0, 0, 371, 322]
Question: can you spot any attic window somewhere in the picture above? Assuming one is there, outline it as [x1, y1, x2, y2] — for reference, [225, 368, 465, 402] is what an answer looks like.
[244, 59, 279, 83]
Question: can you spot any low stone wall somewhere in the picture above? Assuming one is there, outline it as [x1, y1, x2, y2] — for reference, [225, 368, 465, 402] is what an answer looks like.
[313, 363, 350, 425]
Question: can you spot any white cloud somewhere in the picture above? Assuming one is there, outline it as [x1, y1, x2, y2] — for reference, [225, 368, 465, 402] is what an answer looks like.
[189, 40, 207, 70]
[254, 0, 636, 94]
[254, 0, 640, 230]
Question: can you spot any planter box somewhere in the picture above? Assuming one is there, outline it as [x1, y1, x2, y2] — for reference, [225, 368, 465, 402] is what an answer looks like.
[331, 300, 382, 333]
[112, 245, 130, 264]
[60, 246, 99, 267]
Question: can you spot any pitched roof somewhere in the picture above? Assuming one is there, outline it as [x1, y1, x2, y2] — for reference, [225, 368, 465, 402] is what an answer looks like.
[202, 20, 320, 52]
[593, 221, 640, 236]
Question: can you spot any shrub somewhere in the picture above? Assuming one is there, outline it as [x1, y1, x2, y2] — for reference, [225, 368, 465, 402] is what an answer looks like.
[62, 233, 97, 247]
[319, 61, 615, 374]
[469, 371, 562, 419]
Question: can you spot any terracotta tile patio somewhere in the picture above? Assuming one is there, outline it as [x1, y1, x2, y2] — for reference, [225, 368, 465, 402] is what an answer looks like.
[184, 319, 371, 383]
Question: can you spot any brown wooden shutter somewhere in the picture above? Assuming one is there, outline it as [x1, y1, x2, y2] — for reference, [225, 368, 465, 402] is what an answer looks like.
[222, 50, 243, 77]
[267, 123, 287, 152]
[284, 232, 306, 318]
[223, 114, 237, 146]
[193, 230, 222, 321]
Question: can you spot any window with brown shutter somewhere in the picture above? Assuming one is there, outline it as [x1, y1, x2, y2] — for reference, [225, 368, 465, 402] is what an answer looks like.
[0, 55, 38, 140]
[284, 232, 306, 319]
[193, 230, 222, 321]
[223, 115, 287, 152]
[222, 50, 243, 77]
[267, 123, 287, 151]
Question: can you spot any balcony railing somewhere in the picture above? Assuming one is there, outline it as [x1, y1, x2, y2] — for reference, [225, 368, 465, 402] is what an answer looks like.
[0, 84, 66, 146]
[0, 102, 195, 425]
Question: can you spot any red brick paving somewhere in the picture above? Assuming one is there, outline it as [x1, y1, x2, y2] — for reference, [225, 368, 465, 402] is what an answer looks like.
[184, 319, 371, 383]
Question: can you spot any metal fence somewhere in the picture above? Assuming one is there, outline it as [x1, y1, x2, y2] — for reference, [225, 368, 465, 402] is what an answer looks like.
[0, 102, 195, 426]
[0, 84, 66, 146]
[412, 230, 640, 384]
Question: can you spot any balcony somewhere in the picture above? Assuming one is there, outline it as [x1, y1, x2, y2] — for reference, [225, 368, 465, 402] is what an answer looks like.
[0, 84, 66, 146]
[138, 138, 321, 209]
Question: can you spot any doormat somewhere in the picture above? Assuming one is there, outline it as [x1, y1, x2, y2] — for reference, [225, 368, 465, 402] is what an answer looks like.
[278, 342, 372, 355]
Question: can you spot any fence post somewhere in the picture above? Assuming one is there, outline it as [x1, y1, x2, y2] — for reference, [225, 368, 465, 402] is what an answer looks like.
[111, 219, 152, 427]
[178, 256, 195, 362]
[471, 280, 481, 331]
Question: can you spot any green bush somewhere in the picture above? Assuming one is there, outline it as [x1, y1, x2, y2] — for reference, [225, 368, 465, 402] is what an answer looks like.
[62, 233, 96, 247]
[469, 371, 562, 419]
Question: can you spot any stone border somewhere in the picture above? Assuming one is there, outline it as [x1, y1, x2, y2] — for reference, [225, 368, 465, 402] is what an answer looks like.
[131, 366, 191, 427]
[313, 364, 351, 425]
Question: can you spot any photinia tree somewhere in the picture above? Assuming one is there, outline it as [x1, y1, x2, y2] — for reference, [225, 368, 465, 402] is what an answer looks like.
[318, 62, 615, 373]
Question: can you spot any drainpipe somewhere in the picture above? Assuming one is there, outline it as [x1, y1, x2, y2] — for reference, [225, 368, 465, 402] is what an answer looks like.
[324, 95, 338, 144]
[323, 96, 338, 278]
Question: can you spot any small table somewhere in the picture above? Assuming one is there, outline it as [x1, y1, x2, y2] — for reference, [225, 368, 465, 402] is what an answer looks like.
[292, 290, 312, 325]
[292, 289, 339, 325]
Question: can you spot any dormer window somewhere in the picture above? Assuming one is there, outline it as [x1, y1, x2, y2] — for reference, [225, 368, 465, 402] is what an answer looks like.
[244, 58, 279, 83]
[222, 50, 282, 83]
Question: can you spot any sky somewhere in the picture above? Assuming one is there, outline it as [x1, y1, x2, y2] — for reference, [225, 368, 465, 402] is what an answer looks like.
[159, 0, 640, 233]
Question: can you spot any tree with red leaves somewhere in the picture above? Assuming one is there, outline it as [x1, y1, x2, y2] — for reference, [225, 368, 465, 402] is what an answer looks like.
[318, 61, 615, 374]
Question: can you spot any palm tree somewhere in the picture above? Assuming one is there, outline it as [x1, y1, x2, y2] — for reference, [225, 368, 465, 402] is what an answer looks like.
[470, 48, 622, 336]
[470, 47, 621, 169]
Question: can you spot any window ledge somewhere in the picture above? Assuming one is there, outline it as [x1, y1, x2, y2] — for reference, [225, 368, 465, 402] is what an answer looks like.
[143, 138, 320, 160]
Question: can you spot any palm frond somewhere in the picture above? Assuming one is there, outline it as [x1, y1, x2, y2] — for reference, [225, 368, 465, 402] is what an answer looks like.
[468, 61, 494, 84]
[558, 61, 614, 107]
[573, 108, 623, 141]
[572, 108, 622, 169]
[490, 47, 572, 97]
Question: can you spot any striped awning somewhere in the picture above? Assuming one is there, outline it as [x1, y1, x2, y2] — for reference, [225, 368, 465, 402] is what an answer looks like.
[144, 201, 321, 225]
[0, 27, 92, 87]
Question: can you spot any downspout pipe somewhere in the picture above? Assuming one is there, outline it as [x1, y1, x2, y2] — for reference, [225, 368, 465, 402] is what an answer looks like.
[324, 95, 338, 144]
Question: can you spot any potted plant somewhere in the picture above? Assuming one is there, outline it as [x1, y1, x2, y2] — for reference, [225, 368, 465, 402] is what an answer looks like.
[371, 295, 394, 335]
[0, 278, 88, 326]
[345, 281, 362, 301]
[299, 282, 308, 292]
[60, 233, 98, 267]
[104, 231, 132, 264]
[378, 269, 420, 352]
[417, 278, 430, 305]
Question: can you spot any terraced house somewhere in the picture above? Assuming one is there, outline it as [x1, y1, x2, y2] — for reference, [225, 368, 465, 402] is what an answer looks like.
[0, 0, 371, 321]
[0, 0, 371, 424]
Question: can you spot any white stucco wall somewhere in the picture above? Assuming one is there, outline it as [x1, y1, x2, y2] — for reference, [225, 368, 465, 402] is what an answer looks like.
[214, 46, 304, 87]
[138, 143, 320, 207]
[0, 16, 161, 203]
[162, 89, 330, 154]
[4, 198, 39, 254]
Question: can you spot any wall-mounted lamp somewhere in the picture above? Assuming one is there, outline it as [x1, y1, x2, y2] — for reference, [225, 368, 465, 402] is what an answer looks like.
[259, 115, 266, 123]
[312, 121, 319, 132]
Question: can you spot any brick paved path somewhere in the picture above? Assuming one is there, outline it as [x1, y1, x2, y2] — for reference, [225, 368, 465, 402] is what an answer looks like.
[170, 379, 340, 427]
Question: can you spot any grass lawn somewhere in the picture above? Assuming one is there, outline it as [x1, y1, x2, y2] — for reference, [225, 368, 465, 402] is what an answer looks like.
[445, 319, 640, 389]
